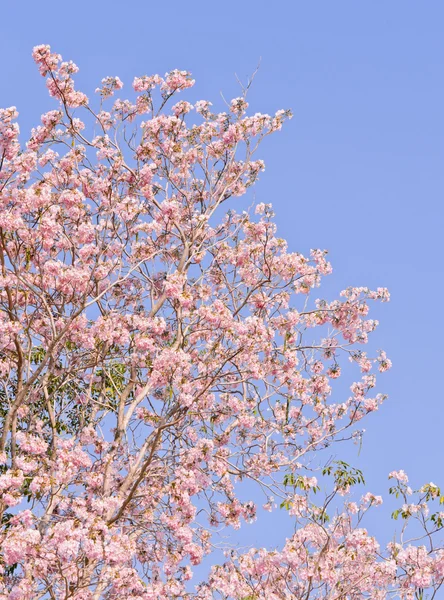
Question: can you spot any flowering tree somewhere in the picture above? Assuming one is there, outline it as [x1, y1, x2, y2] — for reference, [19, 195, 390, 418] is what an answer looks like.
[0, 45, 443, 599]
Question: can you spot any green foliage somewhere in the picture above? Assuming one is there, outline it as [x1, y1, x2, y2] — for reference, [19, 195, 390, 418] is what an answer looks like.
[283, 473, 320, 493]
[93, 362, 129, 404]
[430, 512, 444, 528]
[30, 346, 46, 364]
[322, 460, 365, 489]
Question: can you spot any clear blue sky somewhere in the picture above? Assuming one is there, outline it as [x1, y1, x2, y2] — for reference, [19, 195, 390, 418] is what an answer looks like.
[2, 0, 444, 558]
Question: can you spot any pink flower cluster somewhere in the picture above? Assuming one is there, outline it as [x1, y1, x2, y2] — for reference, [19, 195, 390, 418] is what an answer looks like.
[0, 44, 438, 600]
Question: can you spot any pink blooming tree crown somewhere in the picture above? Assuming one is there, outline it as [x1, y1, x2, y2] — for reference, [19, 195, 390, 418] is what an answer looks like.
[0, 45, 442, 599]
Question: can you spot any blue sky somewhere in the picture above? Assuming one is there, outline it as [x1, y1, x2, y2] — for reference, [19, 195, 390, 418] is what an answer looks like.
[2, 0, 444, 561]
